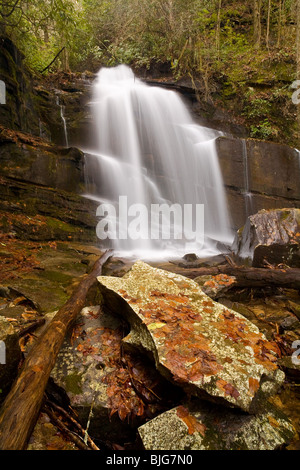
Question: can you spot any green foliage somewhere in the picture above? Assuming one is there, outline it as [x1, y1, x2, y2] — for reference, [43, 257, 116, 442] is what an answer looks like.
[1, 0, 297, 78]
[0, 0, 298, 146]
[1, 0, 81, 72]
[250, 119, 276, 140]
[243, 96, 272, 119]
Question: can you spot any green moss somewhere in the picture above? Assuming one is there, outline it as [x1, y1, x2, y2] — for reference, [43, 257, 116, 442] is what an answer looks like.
[38, 269, 73, 285]
[45, 217, 77, 233]
[65, 372, 83, 395]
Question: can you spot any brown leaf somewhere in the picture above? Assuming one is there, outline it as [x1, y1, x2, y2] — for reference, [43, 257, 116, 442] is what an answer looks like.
[249, 377, 260, 396]
[176, 406, 206, 436]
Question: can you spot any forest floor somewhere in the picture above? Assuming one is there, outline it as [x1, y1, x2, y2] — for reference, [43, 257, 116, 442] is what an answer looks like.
[0, 228, 299, 450]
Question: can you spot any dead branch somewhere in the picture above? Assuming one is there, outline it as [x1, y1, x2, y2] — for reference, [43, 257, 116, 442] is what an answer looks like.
[0, 250, 113, 450]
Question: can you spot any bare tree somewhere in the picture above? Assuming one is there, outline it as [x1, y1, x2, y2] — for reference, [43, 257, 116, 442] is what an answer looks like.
[253, 0, 262, 47]
[216, 0, 222, 58]
[266, 0, 272, 48]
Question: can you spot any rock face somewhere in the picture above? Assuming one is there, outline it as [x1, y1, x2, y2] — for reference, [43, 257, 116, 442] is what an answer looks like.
[234, 208, 300, 267]
[97, 261, 284, 413]
[0, 126, 85, 194]
[216, 136, 300, 230]
[0, 36, 41, 136]
[138, 400, 295, 450]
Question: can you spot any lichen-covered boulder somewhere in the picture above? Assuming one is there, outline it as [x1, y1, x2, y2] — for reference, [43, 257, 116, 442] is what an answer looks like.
[234, 208, 300, 267]
[50, 305, 172, 442]
[138, 400, 295, 450]
[98, 261, 284, 413]
[51, 306, 134, 442]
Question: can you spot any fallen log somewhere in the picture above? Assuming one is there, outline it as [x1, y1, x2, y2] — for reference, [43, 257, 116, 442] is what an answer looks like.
[167, 265, 300, 291]
[0, 249, 113, 450]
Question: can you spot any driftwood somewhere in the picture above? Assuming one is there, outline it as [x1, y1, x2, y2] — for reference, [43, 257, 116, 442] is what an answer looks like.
[169, 265, 300, 291]
[0, 249, 113, 450]
[44, 399, 100, 450]
[43, 405, 92, 451]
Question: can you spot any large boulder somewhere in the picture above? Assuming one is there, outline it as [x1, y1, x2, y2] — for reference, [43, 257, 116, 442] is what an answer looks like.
[234, 208, 300, 267]
[50, 306, 133, 442]
[50, 305, 174, 442]
[138, 400, 295, 450]
[97, 261, 284, 413]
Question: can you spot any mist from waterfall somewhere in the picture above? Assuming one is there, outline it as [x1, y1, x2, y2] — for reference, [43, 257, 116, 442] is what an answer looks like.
[83, 64, 234, 260]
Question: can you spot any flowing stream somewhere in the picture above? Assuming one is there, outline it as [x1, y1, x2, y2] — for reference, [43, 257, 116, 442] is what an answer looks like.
[83, 65, 234, 260]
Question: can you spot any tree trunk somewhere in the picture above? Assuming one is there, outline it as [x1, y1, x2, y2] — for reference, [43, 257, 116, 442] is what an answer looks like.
[0, 250, 113, 450]
[277, 0, 282, 47]
[166, 265, 300, 291]
[266, 0, 272, 48]
[216, 0, 222, 58]
[253, 0, 262, 47]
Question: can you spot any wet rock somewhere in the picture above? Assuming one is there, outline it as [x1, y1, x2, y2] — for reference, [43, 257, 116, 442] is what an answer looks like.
[234, 208, 300, 267]
[278, 356, 300, 383]
[138, 400, 295, 450]
[182, 253, 198, 262]
[0, 36, 42, 137]
[0, 176, 98, 243]
[0, 126, 85, 194]
[51, 306, 133, 442]
[0, 316, 22, 402]
[217, 136, 300, 230]
[97, 261, 285, 413]
[50, 305, 173, 443]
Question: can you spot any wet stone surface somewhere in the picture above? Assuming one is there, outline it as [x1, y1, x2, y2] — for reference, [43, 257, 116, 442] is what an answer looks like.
[50, 305, 178, 443]
[138, 399, 295, 450]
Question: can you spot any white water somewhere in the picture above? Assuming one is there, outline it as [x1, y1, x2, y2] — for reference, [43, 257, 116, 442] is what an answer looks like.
[84, 65, 234, 260]
[56, 93, 69, 147]
[241, 139, 254, 218]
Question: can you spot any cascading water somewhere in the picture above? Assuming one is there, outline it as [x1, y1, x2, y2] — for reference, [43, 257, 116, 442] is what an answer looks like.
[241, 139, 254, 218]
[83, 64, 234, 260]
[56, 93, 69, 147]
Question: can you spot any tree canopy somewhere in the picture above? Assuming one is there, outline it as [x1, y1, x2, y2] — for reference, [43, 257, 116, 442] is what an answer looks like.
[1, 0, 299, 145]
[0, 0, 297, 74]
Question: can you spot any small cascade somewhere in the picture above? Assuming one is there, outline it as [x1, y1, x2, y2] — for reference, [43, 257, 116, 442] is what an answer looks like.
[295, 148, 300, 169]
[84, 65, 234, 260]
[56, 93, 69, 147]
[241, 139, 254, 218]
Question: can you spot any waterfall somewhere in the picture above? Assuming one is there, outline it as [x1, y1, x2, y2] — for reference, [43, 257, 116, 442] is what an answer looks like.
[241, 139, 254, 218]
[84, 64, 234, 260]
[56, 93, 69, 147]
